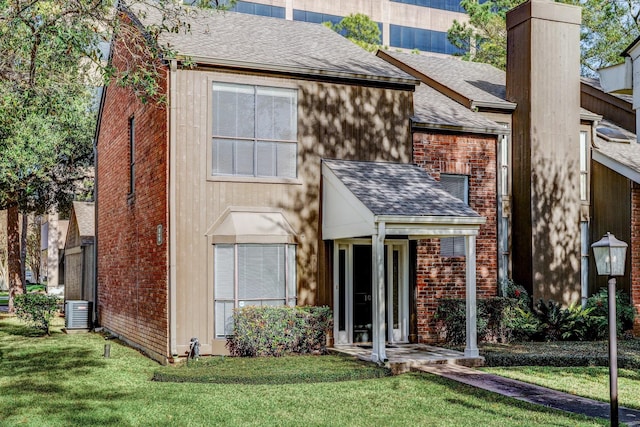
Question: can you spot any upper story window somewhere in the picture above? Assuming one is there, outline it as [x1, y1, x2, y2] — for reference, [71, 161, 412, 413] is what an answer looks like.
[440, 174, 469, 257]
[212, 82, 298, 179]
[580, 131, 588, 201]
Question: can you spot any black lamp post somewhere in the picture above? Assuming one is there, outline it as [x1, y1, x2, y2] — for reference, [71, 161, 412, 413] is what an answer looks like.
[591, 232, 628, 427]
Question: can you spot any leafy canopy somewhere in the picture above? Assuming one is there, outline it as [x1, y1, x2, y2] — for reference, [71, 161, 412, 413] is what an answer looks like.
[447, 0, 640, 75]
[325, 13, 381, 52]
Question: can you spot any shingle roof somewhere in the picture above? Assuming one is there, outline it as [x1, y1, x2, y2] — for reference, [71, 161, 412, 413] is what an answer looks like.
[412, 83, 504, 134]
[323, 159, 480, 217]
[72, 201, 95, 238]
[593, 120, 640, 181]
[380, 51, 514, 110]
[133, 6, 417, 85]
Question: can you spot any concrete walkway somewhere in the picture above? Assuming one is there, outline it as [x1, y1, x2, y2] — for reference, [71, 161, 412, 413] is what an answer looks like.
[418, 364, 640, 426]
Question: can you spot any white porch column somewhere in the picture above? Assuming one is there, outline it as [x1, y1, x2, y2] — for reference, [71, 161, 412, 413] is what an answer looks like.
[371, 222, 387, 363]
[464, 234, 479, 357]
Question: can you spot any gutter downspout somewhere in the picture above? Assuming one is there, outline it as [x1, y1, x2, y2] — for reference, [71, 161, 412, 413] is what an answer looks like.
[169, 59, 178, 358]
[371, 221, 387, 363]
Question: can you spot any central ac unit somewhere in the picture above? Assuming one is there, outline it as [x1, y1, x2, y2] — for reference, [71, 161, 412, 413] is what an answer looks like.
[65, 300, 92, 330]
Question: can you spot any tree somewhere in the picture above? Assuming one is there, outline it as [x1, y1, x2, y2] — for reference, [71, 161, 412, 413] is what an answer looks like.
[0, 0, 230, 311]
[325, 13, 381, 52]
[448, 0, 640, 76]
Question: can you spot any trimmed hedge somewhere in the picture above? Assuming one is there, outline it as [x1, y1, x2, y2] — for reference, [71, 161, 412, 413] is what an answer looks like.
[226, 305, 332, 357]
[479, 341, 640, 368]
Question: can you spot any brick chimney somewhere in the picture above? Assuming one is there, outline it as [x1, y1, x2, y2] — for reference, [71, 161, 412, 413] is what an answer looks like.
[506, 0, 583, 304]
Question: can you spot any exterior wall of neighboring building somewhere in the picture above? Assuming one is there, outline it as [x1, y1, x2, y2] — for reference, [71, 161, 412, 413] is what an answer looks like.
[225, 0, 467, 55]
[64, 204, 95, 303]
[506, 1, 583, 305]
[40, 213, 68, 289]
[96, 38, 169, 362]
[412, 130, 498, 342]
[171, 67, 414, 356]
[632, 182, 640, 334]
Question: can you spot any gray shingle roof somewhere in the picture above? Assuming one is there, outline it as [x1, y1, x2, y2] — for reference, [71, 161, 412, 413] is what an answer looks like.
[380, 51, 514, 109]
[134, 6, 417, 84]
[323, 159, 480, 217]
[72, 201, 95, 239]
[413, 83, 504, 134]
[594, 120, 640, 179]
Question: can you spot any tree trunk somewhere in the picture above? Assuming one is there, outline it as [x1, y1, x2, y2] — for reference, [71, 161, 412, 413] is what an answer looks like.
[7, 204, 23, 313]
[20, 213, 27, 293]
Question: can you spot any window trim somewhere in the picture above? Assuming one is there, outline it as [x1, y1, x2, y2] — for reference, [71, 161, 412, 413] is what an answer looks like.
[213, 243, 297, 338]
[440, 173, 469, 257]
[210, 81, 299, 180]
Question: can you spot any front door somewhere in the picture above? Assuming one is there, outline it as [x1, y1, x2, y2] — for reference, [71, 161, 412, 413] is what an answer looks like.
[333, 240, 409, 345]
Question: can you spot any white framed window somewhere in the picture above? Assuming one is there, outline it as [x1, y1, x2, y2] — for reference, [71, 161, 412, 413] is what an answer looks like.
[580, 221, 589, 307]
[580, 131, 588, 201]
[212, 82, 297, 178]
[440, 174, 469, 257]
[214, 243, 297, 338]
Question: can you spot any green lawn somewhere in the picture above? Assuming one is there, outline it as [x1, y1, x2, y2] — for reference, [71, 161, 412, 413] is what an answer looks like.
[484, 365, 640, 411]
[0, 315, 607, 426]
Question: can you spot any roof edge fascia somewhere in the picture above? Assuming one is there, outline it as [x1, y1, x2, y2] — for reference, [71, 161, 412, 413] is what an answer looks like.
[470, 100, 516, 112]
[177, 55, 420, 87]
[592, 149, 640, 184]
[375, 214, 486, 225]
[411, 119, 506, 136]
[376, 50, 474, 109]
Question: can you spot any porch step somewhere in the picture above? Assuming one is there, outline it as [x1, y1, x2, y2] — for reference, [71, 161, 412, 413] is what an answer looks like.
[330, 344, 485, 375]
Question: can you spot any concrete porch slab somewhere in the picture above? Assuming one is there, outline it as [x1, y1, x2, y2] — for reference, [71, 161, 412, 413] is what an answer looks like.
[330, 344, 484, 374]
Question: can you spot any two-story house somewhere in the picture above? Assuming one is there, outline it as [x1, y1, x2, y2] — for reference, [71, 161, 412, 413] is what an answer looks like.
[95, 5, 494, 363]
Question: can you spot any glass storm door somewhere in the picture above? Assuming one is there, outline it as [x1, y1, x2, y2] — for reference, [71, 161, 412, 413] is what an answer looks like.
[333, 241, 408, 345]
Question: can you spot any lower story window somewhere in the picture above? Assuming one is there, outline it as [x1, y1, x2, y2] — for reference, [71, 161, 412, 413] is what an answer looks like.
[214, 243, 297, 338]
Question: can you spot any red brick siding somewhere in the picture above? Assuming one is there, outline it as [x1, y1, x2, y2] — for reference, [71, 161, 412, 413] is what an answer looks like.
[96, 36, 169, 361]
[413, 131, 498, 342]
[631, 182, 640, 334]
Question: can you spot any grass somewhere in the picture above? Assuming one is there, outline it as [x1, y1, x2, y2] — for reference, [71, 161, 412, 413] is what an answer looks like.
[484, 366, 640, 411]
[0, 314, 608, 426]
[480, 341, 640, 411]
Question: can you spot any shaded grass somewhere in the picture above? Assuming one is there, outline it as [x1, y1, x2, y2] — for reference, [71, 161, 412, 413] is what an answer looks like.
[0, 314, 607, 426]
[153, 354, 391, 384]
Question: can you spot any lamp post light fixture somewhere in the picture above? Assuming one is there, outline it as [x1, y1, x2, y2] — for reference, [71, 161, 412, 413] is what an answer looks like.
[591, 232, 628, 427]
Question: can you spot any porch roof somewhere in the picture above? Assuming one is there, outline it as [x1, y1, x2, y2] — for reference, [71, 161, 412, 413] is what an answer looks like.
[321, 159, 485, 240]
[593, 120, 640, 184]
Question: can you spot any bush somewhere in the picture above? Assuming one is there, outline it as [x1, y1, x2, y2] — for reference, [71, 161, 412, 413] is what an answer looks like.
[13, 293, 60, 335]
[226, 306, 332, 357]
[585, 288, 636, 339]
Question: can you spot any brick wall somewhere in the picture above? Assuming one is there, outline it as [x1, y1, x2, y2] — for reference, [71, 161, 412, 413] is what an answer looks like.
[631, 182, 640, 334]
[413, 131, 498, 342]
[96, 35, 169, 362]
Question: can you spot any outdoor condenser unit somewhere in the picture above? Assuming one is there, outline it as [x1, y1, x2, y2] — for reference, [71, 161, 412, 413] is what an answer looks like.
[65, 300, 92, 330]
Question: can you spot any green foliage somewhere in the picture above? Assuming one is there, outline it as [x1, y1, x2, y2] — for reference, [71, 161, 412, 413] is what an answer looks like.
[153, 354, 390, 384]
[325, 13, 381, 52]
[447, 0, 522, 69]
[13, 293, 60, 335]
[226, 305, 332, 357]
[436, 284, 637, 344]
[585, 288, 636, 339]
[448, 0, 640, 76]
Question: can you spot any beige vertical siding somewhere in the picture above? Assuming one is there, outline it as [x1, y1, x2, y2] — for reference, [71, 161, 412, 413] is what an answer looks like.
[171, 69, 413, 355]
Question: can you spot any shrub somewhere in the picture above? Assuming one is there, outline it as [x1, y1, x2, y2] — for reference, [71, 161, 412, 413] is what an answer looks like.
[13, 293, 60, 335]
[585, 288, 636, 339]
[226, 306, 332, 357]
